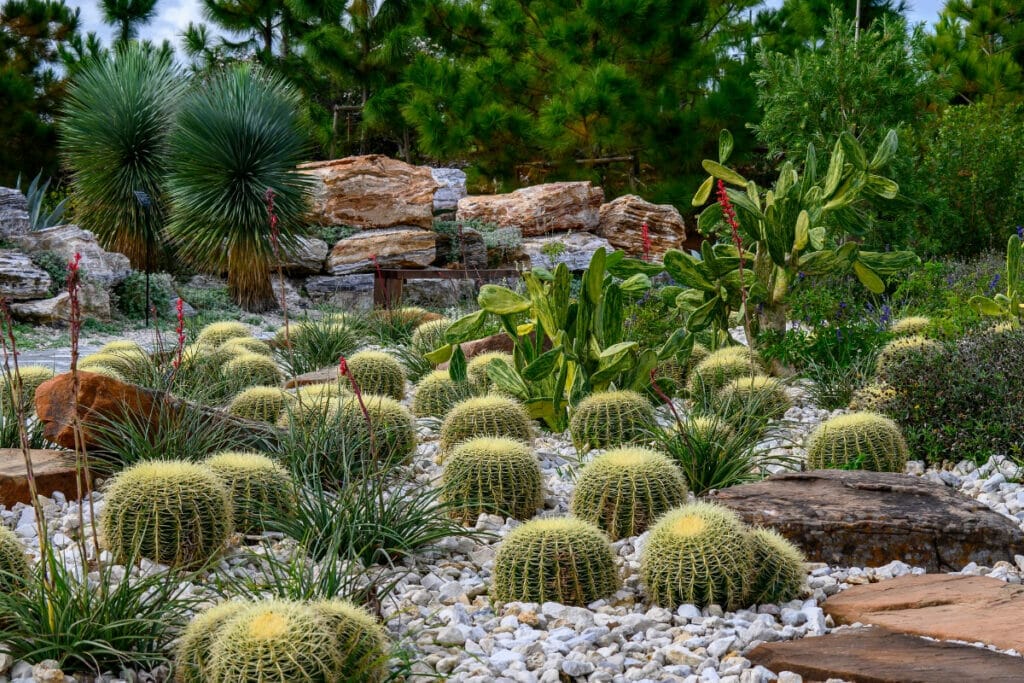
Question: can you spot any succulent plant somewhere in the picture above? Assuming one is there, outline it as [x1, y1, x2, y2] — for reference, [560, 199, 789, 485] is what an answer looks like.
[345, 350, 406, 400]
[78, 352, 145, 380]
[686, 347, 762, 397]
[570, 447, 687, 540]
[874, 335, 942, 380]
[314, 600, 389, 682]
[100, 460, 232, 569]
[569, 390, 655, 453]
[442, 437, 543, 524]
[746, 528, 806, 604]
[295, 381, 349, 404]
[205, 451, 294, 534]
[640, 502, 753, 609]
[411, 318, 451, 356]
[713, 375, 791, 426]
[412, 370, 474, 418]
[491, 517, 620, 606]
[847, 382, 896, 412]
[890, 316, 931, 337]
[222, 352, 283, 390]
[439, 395, 533, 453]
[466, 352, 514, 392]
[99, 340, 146, 356]
[0, 525, 30, 591]
[682, 415, 734, 441]
[196, 321, 251, 347]
[4, 365, 55, 409]
[338, 394, 417, 465]
[805, 411, 909, 472]
[205, 600, 342, 681]
[228, 386, 292, 423]
[175, 601, 244, 683]
[219, 336, 273, 357]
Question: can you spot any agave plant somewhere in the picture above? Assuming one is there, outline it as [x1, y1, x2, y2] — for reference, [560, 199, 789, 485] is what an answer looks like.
[166, 64, 311, 312]
[59, 44, 182, 270]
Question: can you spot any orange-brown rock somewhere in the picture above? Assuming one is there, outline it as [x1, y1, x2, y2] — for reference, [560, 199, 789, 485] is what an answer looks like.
[711, 470, 1024, 571]
[437, 334, 516, 371]
[824, 574, 1024, 653]
[282, 366, 339, 389]
[749, 626, 1024, 683]
[299, 155, 439, 230]
[597, 194, 686, 258]
[34, 372, 280, 454]
[327, 227, 436, 275]
[456, 182, 604, 237]
[0, 449, 90, 505]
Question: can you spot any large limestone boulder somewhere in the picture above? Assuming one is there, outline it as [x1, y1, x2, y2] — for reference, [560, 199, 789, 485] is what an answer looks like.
[597, 194, 686, 258]
[456, 182, 604, 237]
[304, 274, 375, 310]
[8, 282, 111, 323]
[300, 155, 440, 230]
[326, 227, 436, 275]
[0, 188, 30, 239]
[522, 232, 613, 271]
[276, 236, 328, 276]
[13, 225, 131, 286]
[0, 449, 88, 506]
[0, 250, 52, 300]
[431, 168, 467, 212]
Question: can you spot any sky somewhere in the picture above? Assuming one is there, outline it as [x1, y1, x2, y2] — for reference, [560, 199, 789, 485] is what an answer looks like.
[67, 0, 950, 53]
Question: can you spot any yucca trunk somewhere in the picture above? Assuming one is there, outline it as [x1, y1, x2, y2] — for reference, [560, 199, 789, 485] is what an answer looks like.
[228, 241, 275, 312]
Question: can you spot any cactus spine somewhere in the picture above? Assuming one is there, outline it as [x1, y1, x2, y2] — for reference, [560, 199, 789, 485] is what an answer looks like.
[442, 437, 543, 524]
[805, 411, 909, 472]
[569, 390, 655, 453]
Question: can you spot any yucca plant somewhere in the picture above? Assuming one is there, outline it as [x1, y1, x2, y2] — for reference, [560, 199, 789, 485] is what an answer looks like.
[59, 43, 183, 270]
[166, 64, 311, 312]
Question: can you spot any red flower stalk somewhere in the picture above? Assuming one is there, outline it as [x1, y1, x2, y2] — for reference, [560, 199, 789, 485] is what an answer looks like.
[264, 187, 280, 255]
[172, 298, 186, 371]
[715, 180, 754, 344]
[66, 253, 82, 372]
[641, 221, 652, 262]
[339, 355, 379, 471]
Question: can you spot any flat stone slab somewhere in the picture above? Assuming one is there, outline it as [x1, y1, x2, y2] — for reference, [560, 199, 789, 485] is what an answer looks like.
[749, 627, 1024, 683]
[710, 470, 1024, 571]
[824, 574, 1024, 653]
[0, 449, 88, 505]
[282, 366, 338, 389]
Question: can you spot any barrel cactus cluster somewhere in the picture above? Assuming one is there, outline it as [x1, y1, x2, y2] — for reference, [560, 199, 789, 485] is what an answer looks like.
[713, 375, 791, 426]
[204, 451, 294, 533]
[228, 386, 292, 423]
[439, 395, 533, 453]
[196, 321, 252, 347]
[176, 599, 388, 682]
[412, 370, 475, 418]
[0, 525, 30, 591]
[640, 502, 805, 609]
[889, 316, 931, 337]
[686, 346, 762, 397]
[411, 318, 451, 356]
[442, 437, 543, 524]
[345, 350, 406, 400]
[466, 352, 514, 392]
[338, 394, 417, 464]
[805, 411, 910, 472]
[222, 353, 283, 391]
[569, 390, 655, 453]
[874, 335, 942, 379]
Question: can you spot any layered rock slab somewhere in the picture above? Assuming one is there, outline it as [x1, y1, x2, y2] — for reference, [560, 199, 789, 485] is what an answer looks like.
[711, 470, 1024, 571]
[456, 182, 604, 237]
[824, 574, 1024, 653]
[748, 626, 1024, 683]
[597, 194, 686, 258]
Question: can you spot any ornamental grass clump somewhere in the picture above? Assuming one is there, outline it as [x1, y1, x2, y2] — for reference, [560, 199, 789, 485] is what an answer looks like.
[439, 395, 533, 453]
[747, 527, 806, 604]
[205, 451, 295, 534]
[100, 460, 232, 569]
[805, 411, 909, 472]
[569, 390, 655, 453]
[345, 350, 406, 400]
[442, 437, 543, 524]
[228, 386, 292, 423]
[491, 517, 620, 606]
[412, 370, 475, 418]
[640, 502, 753, 609]
[570, 447, 687, 540]
[277, 319, 360, 376]
[466, 352, 514, 392]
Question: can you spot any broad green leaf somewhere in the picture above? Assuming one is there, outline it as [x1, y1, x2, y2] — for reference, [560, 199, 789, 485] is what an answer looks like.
[809, 226, 826, 251]
[693, 176, 714, 206]
[798, 250, 841, 275]
[628, 349, 659, 392]
[858, 250, 920, 274]
[478, 285, 531, 315]
[487, 358, 529, 398]
[840, 131, 867, 170]
[619, 273, 652, 295]
[869, 129, 898, 170]
[853, 261, 885, 294]
[970, 295, 1004, 316]
[523, 398, 561, 430]
[794, 210, 810, 250]
[718, 129, 734, 163]
[865, 174, 899, 199]
[702, 160, 746, 186]
[584, 247, 606, 304]
[448, 345, 467, 383]
[663, 250, 714, 290]
[686, 297, 719, 331]
[522, 346, 563, 381]
[698, 204, 723, 235]
[823, 142, 845, 197]
[658, 327, 691, 360]
[516, 322, 536, 336]
[425, 344, 453, 365]
[444, 309, 486, 343]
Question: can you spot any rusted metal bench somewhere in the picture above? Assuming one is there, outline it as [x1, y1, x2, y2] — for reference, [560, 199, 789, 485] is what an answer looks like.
[373, 268, 521, 307]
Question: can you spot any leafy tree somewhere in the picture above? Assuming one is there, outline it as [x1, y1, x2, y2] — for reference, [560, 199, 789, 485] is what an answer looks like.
[0, 0, 83, 184]
[166, 65, 311, 312]
[99, 0, 158, 45]
[59, 44, 182, 269]
[926, 0, 1023, 104]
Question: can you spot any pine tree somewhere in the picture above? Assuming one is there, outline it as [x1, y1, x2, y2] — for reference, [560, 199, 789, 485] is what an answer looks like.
[100, 0, 158, 45]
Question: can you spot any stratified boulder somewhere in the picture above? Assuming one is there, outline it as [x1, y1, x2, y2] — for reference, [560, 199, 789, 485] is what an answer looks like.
[0, 250, 52, 300]
[276, 236, 327, 276]
[13, 225, 131, 286]
[0, 188, 30, 239]
[597, 194, 686, 258]
[300, 155, 440, 230]
[326, 227, 436, 275]
[457, 182, 604, 237]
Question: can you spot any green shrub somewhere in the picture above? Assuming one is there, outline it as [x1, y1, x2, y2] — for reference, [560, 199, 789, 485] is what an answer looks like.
[205, 451, 295, 534]
[113, 271, 173, 319]
[30, 250, 70, 297]
[222, 353, 283, 391]
[100, 460, 232, 568]
[442, 437, 543, 524]
[440, 395, 533, 453]
[228, 386, 292, 423]
[196, 321, 251, 347]
[466, 352, 514, 392]
[570, 447, 687, 540]
[640, 502, 753, 609]
[747, 528, 805, 604]
[874, 335, 943, 380]
[569, 390, 655, 453]
[0, 525, 29, 591]
[687, 347, 762, 397]
[805, 412, 909, 472]
[491, 517, 620, 606]
[412, 370, 474, 418]
[345, 350, 406, 400]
